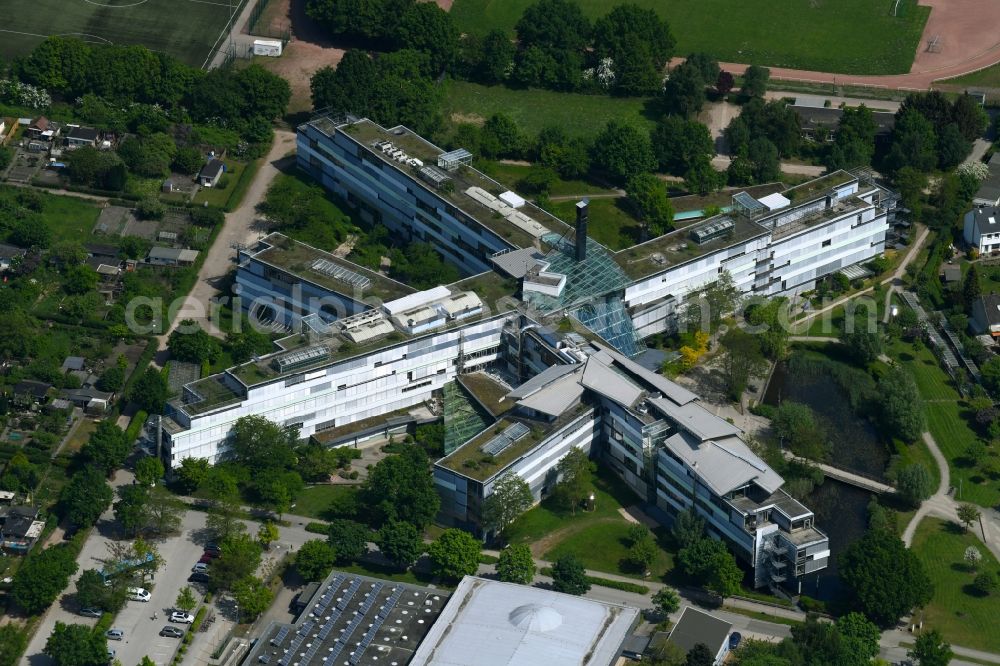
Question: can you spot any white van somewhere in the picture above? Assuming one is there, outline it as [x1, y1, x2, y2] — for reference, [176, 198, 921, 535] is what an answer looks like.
[127, 587, 151, 602]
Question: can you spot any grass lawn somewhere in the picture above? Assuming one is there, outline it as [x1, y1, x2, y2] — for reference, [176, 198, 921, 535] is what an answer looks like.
[451, 0, 929, 75]
[444, 80, 655, 137]
[939, 62, 1000, 89]
[505, 469, 676, 580]
[912, 517, 1000, 653]
[0, 0, 242, 67]
[549, 197, 641, 251]
[886, 339, 1000, 508]
[294, 485, 360, 521]
[30, 189, 103, 247]
[192, 160, 247, 209]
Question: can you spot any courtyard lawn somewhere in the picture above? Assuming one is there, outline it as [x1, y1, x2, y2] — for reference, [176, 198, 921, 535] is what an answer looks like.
[505, 469, 676, 580]
[451, 0, 929, 75]
[294, 485, 360, 521]
[443, 81, 655, 138]
[912, 517, 1000, 654]
[477, 162, 619, 198]
[549, 197, 642, 252]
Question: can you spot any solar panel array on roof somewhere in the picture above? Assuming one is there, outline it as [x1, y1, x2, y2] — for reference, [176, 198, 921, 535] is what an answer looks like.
[272, 345, 328, 373]
[480, 422, 531, 456]
[310, 258, 371, 289]
[690, 217, 736, 245]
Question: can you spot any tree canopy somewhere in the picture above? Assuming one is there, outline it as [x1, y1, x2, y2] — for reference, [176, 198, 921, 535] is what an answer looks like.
[428, 529, 481, 581]
[839, 528, 932, 626]
[13, 543, 79, 615]
[361, 445, 440, 528]
[44, 623, 107, 666]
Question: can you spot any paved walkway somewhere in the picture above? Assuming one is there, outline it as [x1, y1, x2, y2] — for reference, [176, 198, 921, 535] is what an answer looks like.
[780, 451, 895, 494]
[793, 224, 930, 331]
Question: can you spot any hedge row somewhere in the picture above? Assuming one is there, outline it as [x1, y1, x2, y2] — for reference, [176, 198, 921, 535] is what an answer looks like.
[305, 522, 329, 535]
[539, 567, 650, 595]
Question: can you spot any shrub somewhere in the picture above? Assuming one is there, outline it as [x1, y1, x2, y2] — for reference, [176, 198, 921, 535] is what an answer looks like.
[305, 522, 329, 534]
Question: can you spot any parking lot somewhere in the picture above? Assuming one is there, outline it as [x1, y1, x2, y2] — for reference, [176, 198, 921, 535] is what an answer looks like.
[23, 475, 316, 666]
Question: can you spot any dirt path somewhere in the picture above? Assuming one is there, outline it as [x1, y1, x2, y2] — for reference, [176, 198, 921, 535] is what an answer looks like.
[154, 129, 296, 352]
[672, 0, 1000, 90]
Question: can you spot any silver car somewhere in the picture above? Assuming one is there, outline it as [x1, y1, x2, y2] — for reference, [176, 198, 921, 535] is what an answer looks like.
[106, 629, 124, 641]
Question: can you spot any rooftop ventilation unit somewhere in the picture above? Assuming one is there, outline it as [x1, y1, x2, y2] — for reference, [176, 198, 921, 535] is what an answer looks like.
[272, 345, 329, 373]
[480, 422, 531, 456]
[310, 258, 372, 289]
[690, 217, 736, 245]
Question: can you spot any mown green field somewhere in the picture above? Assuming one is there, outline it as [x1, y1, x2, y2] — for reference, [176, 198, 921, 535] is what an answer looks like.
[451, 0, 929, 75]
[443, 81, 655, 137]
[0, 0, 244, 67]
[913, 518, 1000, 653]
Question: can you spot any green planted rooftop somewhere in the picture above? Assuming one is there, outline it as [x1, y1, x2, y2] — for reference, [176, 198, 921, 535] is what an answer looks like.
[783, 170, 855, 203]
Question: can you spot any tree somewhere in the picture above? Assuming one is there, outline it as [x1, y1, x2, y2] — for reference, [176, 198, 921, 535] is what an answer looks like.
[175, 586, 197, 613]
[772, 402, 827, 460]
[515, 0, 591, 55]
[210, 534, 262, 591]
[590, 120, 656, 185]
[592, 4, 674, 95]
[482, 473, 533, 540]
[144, 486, 184, 536]
[626, 173, 675, 237]
[684, 157, 723, 196]
[741, 65, 769, 98]
[81, 421, 130, 475]
[886, 109, 938, 174]
[663, 60, 707, 117]
[840, 322, 883, 366]
[479, 113, 527, 159]
[395, 2, 458, 72]
[839, 528, 933, 627]
[963, 263, 982, 310]
[705, 547, 743, 598]
[44, 622, 107, 666]
[836, 612, 881, 664]
[205, 497, 247, 543]
[296, 539, 337, 582]
[747, 137, 780, 183]
[965, 545, 983, 569]
[826, 104, 878, 170]
[257, 521, 279, 550]
[672, 510, 705, 549]
[716, 70, 734, 95]
[326, 519, 369, 564]
[96, 366, 126, 392]
[128, 367, 168, 413]
[229, 415, 297, 476]
[895, 463, 934, 508]
[477, 30, 516, 84]
[552, 447, 595, 514]
[0, 625, 28, 666]
[75, 569, 120, 612]
[973, 570, 999, 595]
[720, 328, 766, 401]
[908, 629, 952, 666]
[536, 125, 591, 179]
[428, 529, 481, 581]
[134, 456, 164, 487]
[174, 457, 209, 494]
[652, 586, 681, 616]
[225, 329, 272, 363]
[952, 93, 989, 141]
[361, 445, 440, 528]
[13, 543, 79, 614]
[876, 366, 925, 442]
[551, 554, 590, 595]
[114, 484, 149, 537]
[232, 576, 273, 622]
[685, 643, 714, 666]
[936, 122, 971, 170]
[957, 503, 981, 531]
[168, 321, 222, 364]
[376, 520, 423, 570]
[626, 525, 658, 573]
[60, 468, 114, 528]
[496, 544, 536, 584]
[172, 146, 203, 175]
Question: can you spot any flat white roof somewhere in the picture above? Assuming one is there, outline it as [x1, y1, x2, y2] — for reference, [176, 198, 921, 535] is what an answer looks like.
[383, 286, 451, 316]
[499, 191, 526, 209]
[410, 577, 638, 666]
[757, 192, 791, 211]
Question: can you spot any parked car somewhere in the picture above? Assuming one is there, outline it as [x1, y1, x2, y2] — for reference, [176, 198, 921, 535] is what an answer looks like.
[188, 572, 210, 583]
[729, 632, 742, 651]
[107, 648, 116, 662]
[127, 587, 151, 602]
[205, 542, 221, 553]
[79, 607, 102, 618]
[192, 562, 209, 573]
[170, 611, 195, 624]
[202, 549, 220, 559]
[159, 626, 184, 638]
[198, 553, 213, 564]
[106, 629, 124, 641]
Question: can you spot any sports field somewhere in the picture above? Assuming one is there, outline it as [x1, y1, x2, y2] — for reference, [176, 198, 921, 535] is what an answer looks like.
[450, 0, 930, 75]
[0, 0, 245, 69]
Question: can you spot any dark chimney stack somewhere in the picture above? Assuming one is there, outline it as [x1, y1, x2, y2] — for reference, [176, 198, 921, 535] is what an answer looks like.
[575, 199, 589, 262]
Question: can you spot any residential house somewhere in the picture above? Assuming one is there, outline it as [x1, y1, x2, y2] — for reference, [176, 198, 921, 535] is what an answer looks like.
[667, 608, 734, 666]
[973, 154, 1000, 207]
[963, 205, 1000, 254]
[61, 356, 86, 373]
[27, 116, 57, 142]
[63, 386, 112, 414]
[146, 247, 199, 267]
[197, 159, 224, 187]
[65, 126, 99, 148]
[12, 380, 51, 408]
[972, 294, 1000, 337]
[791, 105, 895, 143]
[0, 506, 45, 554]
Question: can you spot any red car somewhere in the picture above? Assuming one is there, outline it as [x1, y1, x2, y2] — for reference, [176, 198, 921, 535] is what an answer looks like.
[198, 553, 214, 564]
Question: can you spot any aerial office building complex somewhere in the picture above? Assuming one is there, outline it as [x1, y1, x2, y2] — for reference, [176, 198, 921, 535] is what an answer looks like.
[159, 116, 899, 592]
